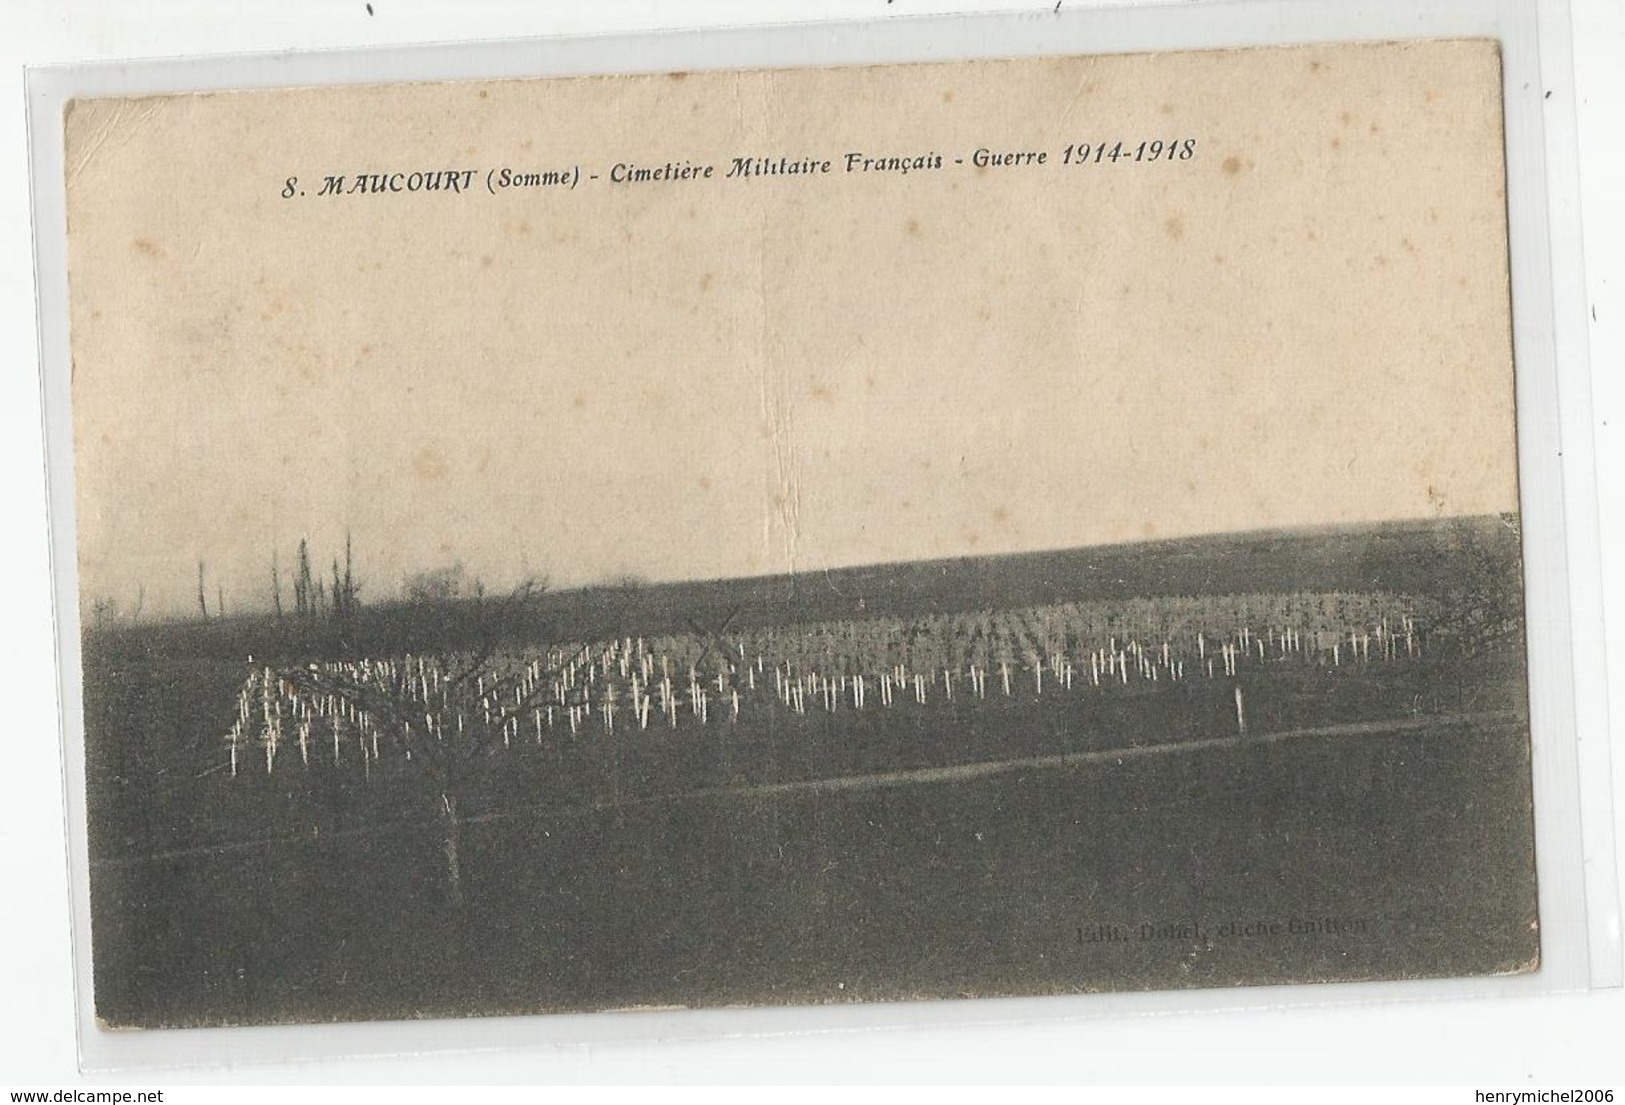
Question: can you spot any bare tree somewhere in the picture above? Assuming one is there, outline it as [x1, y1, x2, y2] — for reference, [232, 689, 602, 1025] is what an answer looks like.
[1424, 514, 1525, 658]
[196, 561, 208, 620]
[327, 532, 362, 621]
[275, 576, 553, 909]
[343, 531, 358, 615]
[403, 562, 470, 603]
[271, 548, 283, 619]
[295, 538, 314, 617]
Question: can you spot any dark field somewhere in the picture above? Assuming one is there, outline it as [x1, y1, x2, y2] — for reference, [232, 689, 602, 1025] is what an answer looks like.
[81, 519, 1539, 1028]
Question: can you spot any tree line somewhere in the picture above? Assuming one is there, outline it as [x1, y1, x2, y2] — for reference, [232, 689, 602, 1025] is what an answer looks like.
[184, 533, 362, 624]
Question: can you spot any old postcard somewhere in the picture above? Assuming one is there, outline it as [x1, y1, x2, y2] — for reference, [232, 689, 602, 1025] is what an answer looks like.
[62, 38, 1537, 1028]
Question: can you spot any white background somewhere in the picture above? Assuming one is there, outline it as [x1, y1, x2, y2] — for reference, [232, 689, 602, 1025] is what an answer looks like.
[2, 0, 1621, 1086]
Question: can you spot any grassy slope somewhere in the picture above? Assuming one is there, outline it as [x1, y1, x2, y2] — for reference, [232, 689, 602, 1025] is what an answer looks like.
[85, 515, 1514, 663]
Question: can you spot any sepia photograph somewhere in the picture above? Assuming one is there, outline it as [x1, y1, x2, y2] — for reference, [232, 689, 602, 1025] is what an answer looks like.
[60, 37, 1539, 1030]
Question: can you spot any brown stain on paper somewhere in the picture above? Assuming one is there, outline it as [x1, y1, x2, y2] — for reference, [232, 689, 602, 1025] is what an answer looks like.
[412, 446, 449, 483]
